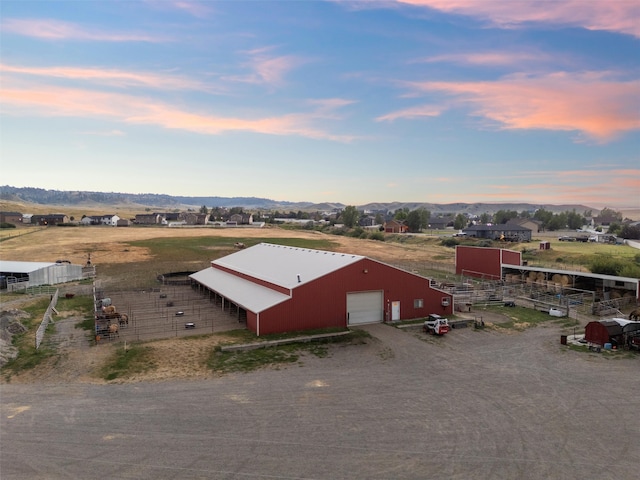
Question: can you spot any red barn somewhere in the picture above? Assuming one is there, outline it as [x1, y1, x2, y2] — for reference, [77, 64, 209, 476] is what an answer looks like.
[455, 245, 522, 279]
[190, 243, 453, 336]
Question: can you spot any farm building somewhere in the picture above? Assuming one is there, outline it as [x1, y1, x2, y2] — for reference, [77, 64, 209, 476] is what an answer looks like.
[583, 319, 638, 348]
[0, 260, 85, 290]
[190, 243, 453, 336]
[455, 245, 640, 303]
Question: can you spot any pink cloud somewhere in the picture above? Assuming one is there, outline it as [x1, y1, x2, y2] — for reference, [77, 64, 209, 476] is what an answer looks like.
[398, 0, 640, 37]
[1, 64, 216, 92]
[419, 51, 551, 67]
[376, 104, 444, 122]
[407, 72, 640, 142]
[225, 48, 303, 87]
[0, 84, 356, 142]
[1, 18, 167, 42]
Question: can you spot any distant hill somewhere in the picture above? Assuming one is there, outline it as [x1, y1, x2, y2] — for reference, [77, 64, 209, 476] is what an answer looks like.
[0, 185, 601, 217]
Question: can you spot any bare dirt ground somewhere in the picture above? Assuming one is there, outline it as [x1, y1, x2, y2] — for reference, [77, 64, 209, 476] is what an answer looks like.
[1, 225, 452, 385]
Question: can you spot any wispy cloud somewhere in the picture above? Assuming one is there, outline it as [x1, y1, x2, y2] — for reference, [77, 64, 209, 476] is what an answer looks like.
[418, 51, 553, 67]
[376, 104, 444, 122]
[432, 167, 640, 207]
[148, 0, 214, 18]
[0, 84, 356, 142]
[78, 130, 126, 137]
[404, 72, 640, 142]
[397, 0, 640, 37]
[1, 64, 217, 92]
[1, 18, 167, 42]
[223, 48, 304, 87]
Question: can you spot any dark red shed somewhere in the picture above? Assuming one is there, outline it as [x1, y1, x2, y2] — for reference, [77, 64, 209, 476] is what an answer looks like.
[584, 320, 624, 347]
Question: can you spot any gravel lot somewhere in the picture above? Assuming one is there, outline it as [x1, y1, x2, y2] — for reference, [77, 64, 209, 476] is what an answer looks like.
[2, 320, 638, 480]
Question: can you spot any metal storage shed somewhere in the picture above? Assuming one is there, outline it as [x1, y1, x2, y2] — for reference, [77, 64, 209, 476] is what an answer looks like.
[190, 243, 453, 336]
[0, 260, 84, 290]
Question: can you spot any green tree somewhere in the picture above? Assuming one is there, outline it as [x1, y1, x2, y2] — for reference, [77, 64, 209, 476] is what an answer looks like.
[453, 213, 467, 230]
[479, 213, 491, 224]
[394, 208, 409, 221]
[341, 205, 359, 228]
[199, 205, 208, 215]
[494, 209, 518, 224]
[599, 207, 622, 222]
[419, 208, 431, 230]
[405, 210, 423, 232]
[565, 210, 584, 230]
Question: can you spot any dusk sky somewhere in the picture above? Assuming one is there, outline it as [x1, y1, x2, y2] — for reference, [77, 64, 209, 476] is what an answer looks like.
[1, 0, 639, 209]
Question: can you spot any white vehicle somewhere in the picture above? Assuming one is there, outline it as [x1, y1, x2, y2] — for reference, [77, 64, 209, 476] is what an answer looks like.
[423, 314, 450, 335]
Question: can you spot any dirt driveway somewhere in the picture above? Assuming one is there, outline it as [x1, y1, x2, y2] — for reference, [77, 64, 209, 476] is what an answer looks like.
[2, 319, 638, 479]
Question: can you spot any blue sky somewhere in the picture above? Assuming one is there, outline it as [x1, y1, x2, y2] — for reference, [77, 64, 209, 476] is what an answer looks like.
[1, 0, 639, 209]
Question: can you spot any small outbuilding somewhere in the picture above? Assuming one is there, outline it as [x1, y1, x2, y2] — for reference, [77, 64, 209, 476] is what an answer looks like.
[190, 243, 453, 336]
[584, 320, 624, 347]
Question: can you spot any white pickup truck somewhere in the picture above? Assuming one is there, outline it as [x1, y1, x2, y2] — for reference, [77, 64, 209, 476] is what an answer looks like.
[423, 314, 450, 335]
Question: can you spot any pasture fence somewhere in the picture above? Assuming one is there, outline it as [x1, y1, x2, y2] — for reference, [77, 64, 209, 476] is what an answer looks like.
[35, 289, 59, 350]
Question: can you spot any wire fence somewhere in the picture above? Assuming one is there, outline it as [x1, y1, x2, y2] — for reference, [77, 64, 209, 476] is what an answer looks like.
[35, 289, 59, 350]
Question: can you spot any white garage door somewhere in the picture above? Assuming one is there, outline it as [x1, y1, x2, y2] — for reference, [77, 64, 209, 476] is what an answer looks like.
[347, 291, 383, 325]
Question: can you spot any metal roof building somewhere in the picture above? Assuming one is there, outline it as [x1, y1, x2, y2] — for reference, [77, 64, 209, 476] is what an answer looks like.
[190, 243, 453, 336]
[0, 260, 84, 290]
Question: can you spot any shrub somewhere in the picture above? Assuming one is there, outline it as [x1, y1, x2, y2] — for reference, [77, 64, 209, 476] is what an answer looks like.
[440, 238, 459, 247]
[369, 231, 385, 242]
[590, 257, 625, 276]
[0, 222, 16, 229]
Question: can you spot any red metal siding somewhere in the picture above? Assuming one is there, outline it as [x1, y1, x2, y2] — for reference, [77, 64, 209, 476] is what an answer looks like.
[254, 259, 452, 336]
[501, 249, 522, 267]
[455, 246, 502, 279]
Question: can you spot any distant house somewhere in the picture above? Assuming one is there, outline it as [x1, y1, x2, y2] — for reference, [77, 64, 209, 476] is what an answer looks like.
[462, 224, 532, 242]
[81, 214, 120, 226]
[507, 218, 541, 233]
[359, 216, 377, 227]
[135, 213, 162, 225]
[428, 216, 454, 230]
[35, 214, 69, 226]
[116, 219, 132, 227]
[179, 212, 209, 225]
[384, 220, 408, 234]
[0, 212, 23, 224]
[228, 213, 253, 225]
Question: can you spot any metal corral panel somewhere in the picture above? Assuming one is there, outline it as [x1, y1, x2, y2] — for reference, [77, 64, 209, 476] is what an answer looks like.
[347, 291, 383, 325]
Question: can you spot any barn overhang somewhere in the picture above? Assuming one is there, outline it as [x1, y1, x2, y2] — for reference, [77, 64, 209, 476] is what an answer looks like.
[190, 267, 290, 314]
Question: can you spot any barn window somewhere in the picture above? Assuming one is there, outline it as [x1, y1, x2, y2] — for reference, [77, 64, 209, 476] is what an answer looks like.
[414, 299, 424, 308]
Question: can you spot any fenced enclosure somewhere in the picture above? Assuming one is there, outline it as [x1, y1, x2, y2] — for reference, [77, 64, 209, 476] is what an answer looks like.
[93, 283, 246, 343]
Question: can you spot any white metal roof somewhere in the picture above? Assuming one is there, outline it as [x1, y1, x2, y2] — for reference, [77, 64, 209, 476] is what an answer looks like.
[0, 261, 57, 274]
[190, 267, 290, 313]
[212, 243, 364, 288]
